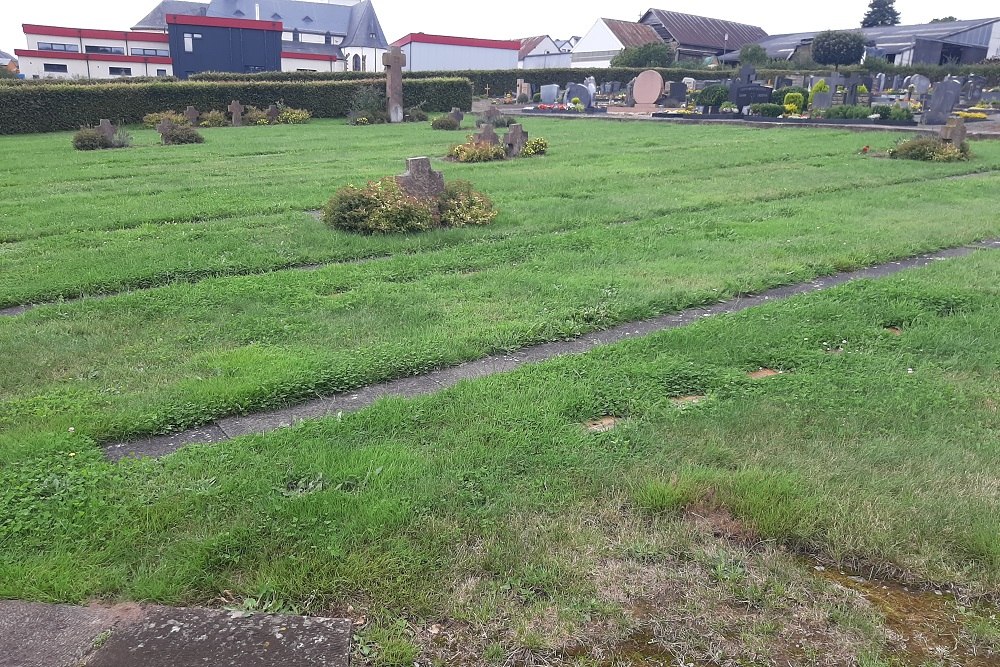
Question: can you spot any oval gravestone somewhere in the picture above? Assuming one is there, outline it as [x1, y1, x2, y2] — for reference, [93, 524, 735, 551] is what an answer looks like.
[565, 83, 591, 108]
[633, 70, 664, 105]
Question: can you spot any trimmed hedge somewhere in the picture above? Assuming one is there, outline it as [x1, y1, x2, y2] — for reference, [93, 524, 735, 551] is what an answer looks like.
[0, 78, 472, 135]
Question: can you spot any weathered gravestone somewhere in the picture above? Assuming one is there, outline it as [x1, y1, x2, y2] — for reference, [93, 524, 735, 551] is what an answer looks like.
[266, 104, 280, 123]
[923, 79, 962, 125]
[891, 74, 904, 91]
[874, 73, 886, 94]
[473, 123, 500, 145]
[910, 74, 932, 98]
[96, 119, 116, 142]
[964, 76, 985, 104]
[668, 81, 688, 103]
[155, 118, 175, 142]
[382, 46, 406, 123]
[516, 78, 531, 100]
[447, 107, 464, 125]
[540, 84, 560, 104]
[478, 106, 502, 127]
[228, 100, 245, 127]
[395, 157, 444, 199]
[811, 91, 833, 110]
[940, 118, 966, 146]
[505, 123, 528, 157]
[565, 82, 592, 108]
[184, 106, 200, 125]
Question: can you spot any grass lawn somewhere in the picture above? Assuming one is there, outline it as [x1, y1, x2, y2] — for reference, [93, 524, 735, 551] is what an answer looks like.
[1, 118, 998, 665]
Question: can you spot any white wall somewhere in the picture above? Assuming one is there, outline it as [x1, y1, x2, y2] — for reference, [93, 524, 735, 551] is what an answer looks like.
[281, 56, 343, 72]
[521, 52, 572, 69]
[17, 55, 172, 79]
[342, 46, 386, 72]
[570, 19, 624, 68]
[989, 23, 1000, 58]
[401, 43, 517, 72]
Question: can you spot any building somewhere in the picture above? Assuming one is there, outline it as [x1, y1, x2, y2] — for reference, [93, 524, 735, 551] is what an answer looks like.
[16, 0, 389, 79]
[639, 9, 767, 61]
[571, 18, 662, 68]
[390, 33, 520, 72]
[728, 18, 1000, 66]
[0, 50, 18, 74]
[518, 35, 572, 69]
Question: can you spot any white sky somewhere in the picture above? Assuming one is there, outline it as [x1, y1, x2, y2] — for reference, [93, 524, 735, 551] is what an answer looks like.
[3, 0, 997, 54]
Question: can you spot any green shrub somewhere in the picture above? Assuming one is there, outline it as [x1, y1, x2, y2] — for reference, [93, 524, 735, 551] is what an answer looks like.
[448, 140, 508, 163]
[431, 116, 460, 130]
[818, 104, 874, 119]
[349, 85, 388, 125]
[772, 86, 810, 106]
[532, 92, 541, 102]
[749, 103, 785, 117]
[696, 84, 729, 107]
[438, 180, 498, 227]
[404, 104, 428, 122]
[161, 125, 204, 145]
[871, 104, 892, 119]
[889, 137, 970, 162]
[809, 79, 830, 106]
[783, 92, 804, 113]
[516, 93, 529, 104]
[277, 106, 311, 124]
[243, 105, 268, 125]
[108, 128, 132, 149]
[72, 128, 108, 151]
[521, 137, 548, 157]
[889, 106, 913, 121]
[324, 177, 436, 234]
[199, 110, 227, 127]
[142, 111, 188, 129]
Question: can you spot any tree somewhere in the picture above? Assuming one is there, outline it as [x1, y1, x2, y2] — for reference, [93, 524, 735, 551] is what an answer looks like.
[739, 44, 769, 66]
[861, 0, 901, 27]
[0, 68, 15, 80]
[811, 30, 866, 70]
[929, 16, 958, 23]
[610, 42, 674, 68]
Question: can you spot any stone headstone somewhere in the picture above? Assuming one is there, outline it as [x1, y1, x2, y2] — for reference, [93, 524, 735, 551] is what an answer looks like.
[964, 76, 985, 104]
[395, 157, 444, 199]
[565, 82, 591, 108]
[682, 77, 696, 89]
[737, 65, 756, 87]
[516, 78, 531, 100]
[584, 75, 597, 100]
[668, 81, 688, 103]
[478, 106, 502, 127]
[184, 106, 200, 125]
[874, 73, 886, 94]
[155, 118, 175, 141]
[632, 70, 664, 105]
[923, 79, 962, 125]
[609, 81, 622, 93]
[735, 85, 773, 107]
[505, 123, 528, 157]
[382, 46, 406, 123]
[939, 118, 966, 145]
[228, 100, 245, 127]
[776, 76, 793, 89]
[910, 74, 932, 97]
[811, 91, 833, 110]
[891, 74, 904, 90]
[540, 84, 560, 104]
[96, 119, 116, 142]
[266, 104, 280, 123]
[473, 123, 500, 145]
[447, 107, 464, 124]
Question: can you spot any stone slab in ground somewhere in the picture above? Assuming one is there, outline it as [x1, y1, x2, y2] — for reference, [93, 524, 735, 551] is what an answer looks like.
[0, 601, 351, 667]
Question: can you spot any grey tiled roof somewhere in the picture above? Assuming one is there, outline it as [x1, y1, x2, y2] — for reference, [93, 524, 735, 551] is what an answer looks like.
[203, 0, 387, 48]
[132, 0, 208, 30]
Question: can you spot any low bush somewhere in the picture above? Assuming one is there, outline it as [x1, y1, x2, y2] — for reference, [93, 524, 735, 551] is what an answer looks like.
[817, 104, 874, 119]
[72, 128, 108, 151]
[748, 103, 785, 117]
[476, 113, 517, 128]
[199, 110, 227, 127]
[348, 85, 389, 125]
[277, 106, 312, 124]
[532, 92, 541, 102]
[783, 92, 804, 113]
[108, 128, 132, 149]
[809, 79, 830, 106]
[871, 105, 914, 121]
[521, 137, 548, 157]
[438, 180, 498, 227]
[772, 86, 810, 107]
[143, 111, 188, 129]
[957, 110, 988, 120]
[243, 106, 268, 125]
[405, 104, 428, 122]
[431, 116, 460, 130]
[696, 84, 729, 107]
[889, 137, 970, 162]
[161, 125, 205, 145]
[448, 140, 508, 163]
[324, 178, 436, 234]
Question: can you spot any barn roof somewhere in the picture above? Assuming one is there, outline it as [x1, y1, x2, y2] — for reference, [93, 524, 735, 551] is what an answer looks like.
[641, 9, 767, 50]
[603, 19, 662, 49]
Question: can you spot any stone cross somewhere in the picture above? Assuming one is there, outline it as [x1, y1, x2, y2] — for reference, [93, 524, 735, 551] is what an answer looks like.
[505, 124, 527, 157]
[473, 124, 499, 146]
[266, 104, 280, 123]
[382, 46, 406, 123]
[228, 100, 245, 127]
[940, 118, 966, 146]
[184, 106, 200, 125]
[447, 107, 464, 125]
[395, 157, 444, 199]
[483, 84, 490, 97]
[96, 119, 116, 142]
[478, 106, 501, 127]
[155, 118, 175, 142]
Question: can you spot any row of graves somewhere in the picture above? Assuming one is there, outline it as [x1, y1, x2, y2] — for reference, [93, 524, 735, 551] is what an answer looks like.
[516, 66, 999, 127]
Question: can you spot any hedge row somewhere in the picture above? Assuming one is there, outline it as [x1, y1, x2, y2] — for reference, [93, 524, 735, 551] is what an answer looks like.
[0, 77, 472, 135]
[190, 63, 1000, 90]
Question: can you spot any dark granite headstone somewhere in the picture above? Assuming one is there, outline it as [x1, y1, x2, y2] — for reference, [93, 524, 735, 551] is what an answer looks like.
[811, 91, 833, 110]
[922, 79, 962, 125]
[668, 81, 688, 103]
[565, 82, 592, 108]
[396, 157, 444, 199]
[505, 123, 528, 157]
[735, 85, 773, 107]
[228, 100, 245, 127]
[891, 75, 904, 90]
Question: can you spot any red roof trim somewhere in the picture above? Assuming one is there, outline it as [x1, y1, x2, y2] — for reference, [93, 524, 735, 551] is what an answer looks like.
[23, 24, 169, 43]
[281, 51, 338, 61]
[166, 14, 282, 31]
[391, 33, 521, 50]
[14, 49, 171, 65]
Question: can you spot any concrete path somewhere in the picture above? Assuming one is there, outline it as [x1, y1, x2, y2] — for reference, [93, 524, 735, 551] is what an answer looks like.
[0, 601, 350, 667]
[105, 239, 1000, 461]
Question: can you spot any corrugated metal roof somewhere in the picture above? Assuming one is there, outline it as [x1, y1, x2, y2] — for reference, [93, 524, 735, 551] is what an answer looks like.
[603, 19, 662, 49]
[641, 9, 767, 50]
[132, 1, 208, 30]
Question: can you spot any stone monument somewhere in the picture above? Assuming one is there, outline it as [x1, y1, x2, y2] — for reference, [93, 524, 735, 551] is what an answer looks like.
[382, 46, 406, 123]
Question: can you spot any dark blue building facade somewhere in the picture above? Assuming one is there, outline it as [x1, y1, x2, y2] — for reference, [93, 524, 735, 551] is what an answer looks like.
[166, 14, 281, 79]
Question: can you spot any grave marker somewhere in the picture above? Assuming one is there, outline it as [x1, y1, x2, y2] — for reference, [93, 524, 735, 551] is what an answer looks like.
[505, 123, 527, 157]
[668, 81, 688, 103]
[266, 104, 280, 123]
[565, 82, 592, 108]
[447, 107, 464, 125]
[228, 100, 245, 127]
[382, 46, 406, 123]
[184, 106, 200, 125]
[96, 119, 116, 142]
[473, 124, 500, 145]
[923, 79, 962, 125]
[540, 84, 560, 104]
[395, 157, 445, 199]
[155, 118, 175, 142]
[939, 118, 966, 145]
[478, 106, 502, 127]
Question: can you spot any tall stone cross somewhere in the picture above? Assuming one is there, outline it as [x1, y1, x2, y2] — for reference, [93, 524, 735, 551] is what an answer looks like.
[184, 106, 200, 125]
[228, 100, 245, 127]
[382, 46, 406, 123]
[395, 157, 444, 199]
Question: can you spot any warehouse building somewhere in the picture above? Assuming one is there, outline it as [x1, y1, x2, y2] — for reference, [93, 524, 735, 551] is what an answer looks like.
[390, 33, 520, 72]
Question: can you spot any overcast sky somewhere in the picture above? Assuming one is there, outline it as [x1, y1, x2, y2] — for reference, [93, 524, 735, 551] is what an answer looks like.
[3, 0, 996, 54]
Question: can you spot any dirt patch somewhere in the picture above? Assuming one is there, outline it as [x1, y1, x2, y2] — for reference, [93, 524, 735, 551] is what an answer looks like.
[815, 568, 998, 666]
[585, 416, 621, 433]
[748, 368, 782, 379]
[885, 326, 903, 335]
[670, 395, 706, 406]
[683, 501, 760, 546]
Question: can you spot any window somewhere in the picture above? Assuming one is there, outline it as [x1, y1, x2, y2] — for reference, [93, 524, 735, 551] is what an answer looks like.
[352, 54, 361, 71]
[131, 48, 169, 57]
[183, 33, 201, 53]
[296, 68, 317, 72]
[85, 45, 125, 55]
[109, 67, 132, 76]
[38, 42, 79, 52]
[156, 69, 168, 76]
[43, 63, 68, 73]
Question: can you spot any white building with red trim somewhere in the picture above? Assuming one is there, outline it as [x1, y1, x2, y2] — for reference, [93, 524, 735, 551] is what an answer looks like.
[16, 25, 173, 79]
[391, 33, 520, 72]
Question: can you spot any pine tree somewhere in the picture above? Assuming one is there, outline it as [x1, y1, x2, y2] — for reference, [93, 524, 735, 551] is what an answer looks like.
[861, 0, 901, 27]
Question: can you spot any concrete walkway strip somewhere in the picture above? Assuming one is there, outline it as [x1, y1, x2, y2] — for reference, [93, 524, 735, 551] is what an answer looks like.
[0, 601, 350, 667]
[103, 239, 1000, 461]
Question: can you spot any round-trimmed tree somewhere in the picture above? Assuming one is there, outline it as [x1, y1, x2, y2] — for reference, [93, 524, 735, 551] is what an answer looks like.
[739, 44, 769, 66]
[811, 30, 866, 70]
[861, 0, 901, 27]
[610, 42, 674, 68]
